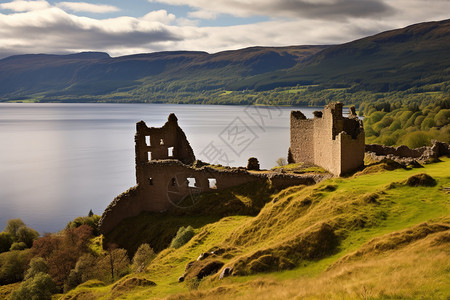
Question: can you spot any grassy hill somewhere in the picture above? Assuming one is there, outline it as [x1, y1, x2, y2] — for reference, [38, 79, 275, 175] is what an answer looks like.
[61, 158, 450, 299]
[0, 46, 326, 103]
[232, 19, 450, 92]
[0, 19, 449, 106]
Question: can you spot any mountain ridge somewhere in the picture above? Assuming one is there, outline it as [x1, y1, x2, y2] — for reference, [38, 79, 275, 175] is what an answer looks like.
[0, 19, 448, 104]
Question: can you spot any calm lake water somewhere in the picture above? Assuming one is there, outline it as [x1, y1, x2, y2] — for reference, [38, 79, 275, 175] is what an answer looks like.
[0, 103, 317, 233]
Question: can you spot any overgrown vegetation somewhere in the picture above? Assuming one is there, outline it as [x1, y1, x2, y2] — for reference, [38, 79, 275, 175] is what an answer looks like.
[49, 157, 450, 299]
[363, 97, 450, 147]
[170, 226, 195, 249]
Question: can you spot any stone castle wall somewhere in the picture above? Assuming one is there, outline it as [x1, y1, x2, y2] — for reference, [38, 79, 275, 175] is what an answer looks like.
[289, 103, 365, 176]
[99, 160, 319, 234]
[99, 114, 322, 235]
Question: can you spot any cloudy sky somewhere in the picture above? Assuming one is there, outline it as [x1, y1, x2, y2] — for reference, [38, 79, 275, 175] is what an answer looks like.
[0, 0, 449, 58]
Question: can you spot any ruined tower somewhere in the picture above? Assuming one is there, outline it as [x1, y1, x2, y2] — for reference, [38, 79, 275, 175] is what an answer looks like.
[289, 102, 365, 176]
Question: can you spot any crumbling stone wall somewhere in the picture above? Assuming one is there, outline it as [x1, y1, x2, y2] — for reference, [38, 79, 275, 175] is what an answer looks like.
[99, 113, 323, 235]
[289, 103, 365, 176]
[366, 140, 450, 164]
[135, 113, 195, 167]
[100, 160, 319, 234]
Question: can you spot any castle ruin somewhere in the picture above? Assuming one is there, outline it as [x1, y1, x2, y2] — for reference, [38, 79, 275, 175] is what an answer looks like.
[99, 113, 318, 235]
[288, 102, 365, 176]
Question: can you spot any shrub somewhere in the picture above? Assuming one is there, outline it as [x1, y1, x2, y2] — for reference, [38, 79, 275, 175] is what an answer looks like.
[10, 242, 27, 251]
[0, 250, 32, 284]
[434, 109, 450, 127]
[132, 243, 155, 273]
[2, 218, 39, 249]
[400, 131, 431, 148]
[17, 226, 39, 248]
[25, 257, 49, 280]
[11, 273, 56, 300]
[0, 232, 13, 253]
[66, 215, 101, 236]
[64, 254, 98, 292]
[4, 219, 25, 238]
[276, 157, 287, 167]
[170, 226, 195, 249]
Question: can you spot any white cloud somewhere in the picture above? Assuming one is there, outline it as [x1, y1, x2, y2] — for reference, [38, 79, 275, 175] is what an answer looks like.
[141, 10, 175, 24]
[0, 0, 449, 59]
[188, 10, 217, 20]
[0, 0, 50, 12]
[0, 7, 182, 57]
[56, 2, 120, 14]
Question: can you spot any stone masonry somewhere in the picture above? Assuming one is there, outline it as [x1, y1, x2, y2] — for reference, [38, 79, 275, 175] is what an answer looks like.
[99, 114, 320, 235]
[288, 102, 365, 176]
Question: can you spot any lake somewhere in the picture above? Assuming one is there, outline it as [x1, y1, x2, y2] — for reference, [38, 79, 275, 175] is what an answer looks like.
[0, 103, 318, 233]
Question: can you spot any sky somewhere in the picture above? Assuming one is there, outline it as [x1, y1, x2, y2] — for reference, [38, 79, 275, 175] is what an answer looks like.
[0, 0, 449, 59]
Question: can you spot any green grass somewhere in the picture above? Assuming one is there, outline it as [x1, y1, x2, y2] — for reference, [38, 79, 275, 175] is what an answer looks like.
[66, 158, 450, 299]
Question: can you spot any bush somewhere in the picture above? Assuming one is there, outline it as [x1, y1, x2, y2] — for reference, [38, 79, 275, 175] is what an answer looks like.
[11, 273, 56, 300]
[10, 242, 27, 251]
[400, 131, 431, 148]
[0, 250, 32, 284]
[170, 226, 195, 249]
[132, 243, 155, 273]
[64, 254, 98, 292]
[434, 109, 450, 127]
[421, 117, 436, 130]
[66, 215, 101, 236]
[25, 257, 49, 280]
[0, 232, 13, 253]
[2, 218, 39, 249]
[17, 226, 39, 248]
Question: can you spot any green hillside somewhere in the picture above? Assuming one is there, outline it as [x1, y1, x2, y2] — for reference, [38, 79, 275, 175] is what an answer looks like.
[0, 19, 449, 106]
[59, 158, 450, 299]
[233, 19, 450, 92]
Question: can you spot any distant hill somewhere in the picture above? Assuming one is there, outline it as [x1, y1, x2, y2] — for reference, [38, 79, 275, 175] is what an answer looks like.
[0, 46, 326, 102]
[0, 19, 448, 104]
[233, 19, 450, 92]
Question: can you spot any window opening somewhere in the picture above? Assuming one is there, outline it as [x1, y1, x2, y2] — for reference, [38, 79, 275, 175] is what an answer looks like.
[160, 139, 164, 145]
[145, 136, 151, 146]
[148, 178, 153, 185]
[148, 152, 152, 161]
[208, 178, 217, 189]
[187, 177, 196, 188]
[168, 146, 174, 157]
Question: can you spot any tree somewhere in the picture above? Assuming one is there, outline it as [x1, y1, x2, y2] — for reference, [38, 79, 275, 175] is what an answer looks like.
[3, 218, 39, 249]
[132, 243, 155, 273]
[64, 254, 99, 292]
[25, 257, 49, 280]
[4, 219, 25, 238]
[0, 232, 13, 253]
[276, 157, 287, 166]
[66, 215, 101, 236]
[31, 225, 94, 288]
[17, 226, 39, 248]
[98, 244, 130, 282]
[11, 272, 56, 300]
[10, 242, 27, 251]
[0, 249, 32, 284]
